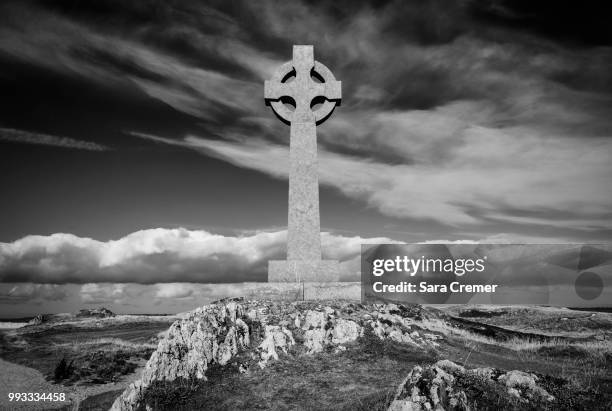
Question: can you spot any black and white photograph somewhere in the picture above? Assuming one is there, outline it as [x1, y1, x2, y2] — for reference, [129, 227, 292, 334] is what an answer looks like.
[0, 1, 611, 410]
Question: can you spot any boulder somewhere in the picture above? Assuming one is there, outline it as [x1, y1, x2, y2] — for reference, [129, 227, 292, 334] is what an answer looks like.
[388, 360, 555, 411]
[331, 319, 362, 344]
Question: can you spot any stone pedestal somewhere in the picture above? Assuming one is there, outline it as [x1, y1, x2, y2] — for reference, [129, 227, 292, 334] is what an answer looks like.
[268, 260, 340, 282]
[242, 281, 361, 301]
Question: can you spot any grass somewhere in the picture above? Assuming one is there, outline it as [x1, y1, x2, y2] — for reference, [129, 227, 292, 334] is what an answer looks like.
[3, 304, 610, 409]
[440, 305, 612, 336]
[452, 371, 521, 410]
[78, 389, 126, 411]
[0, 322, 29, 329]
[420, 318, 611, 363]
[137, 323, 611, 411]
[418, 316, 612, 409]
[0, 320, 170, 385]
[52, 349, 149, 385]
[57, 337, 158, 351]
[449, 371, 608, 411]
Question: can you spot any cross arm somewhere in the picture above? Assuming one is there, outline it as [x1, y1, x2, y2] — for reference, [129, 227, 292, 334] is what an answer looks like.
[265, 81, 287, 101]
[322, 80, 341, 102]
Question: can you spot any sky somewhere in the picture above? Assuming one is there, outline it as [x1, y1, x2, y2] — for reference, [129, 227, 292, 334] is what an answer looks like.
[0, 0, 611, 316]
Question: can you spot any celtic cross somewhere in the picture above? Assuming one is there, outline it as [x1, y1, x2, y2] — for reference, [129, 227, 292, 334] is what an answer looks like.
[265, 45, 342, 282]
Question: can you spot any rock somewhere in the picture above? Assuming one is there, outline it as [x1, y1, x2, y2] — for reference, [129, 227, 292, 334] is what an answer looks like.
[387, 329, 415, 345]
[217, 327, 237, 366]
[294, 313, 301, 328]
[498, 370, 554, 402]
[27, 314, 48, 325]
[257, 325, 295, 368]
[333, 345, 347, 354]
[369, 314, 439, 349]
[331, 319, 361, 344]
[389, 362, 468, 411]
[385, 304, 400, 313]
[499, 370, 537, 389]
[247, 309, 257, 320]
[76, 307, 115, 318]
[304, 328, 327, 354]
[302, 310, 327, 330]
[111, 302, 249, 411]
[469, 367, 494, 379]
[388, 360, 555, 411]
[436, 359, 465, 375]
[211, 296, 245, 305]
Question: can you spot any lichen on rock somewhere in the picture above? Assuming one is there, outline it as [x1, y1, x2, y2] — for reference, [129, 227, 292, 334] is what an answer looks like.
[388, 360, 555, 411]
[257, 324, 295, 368]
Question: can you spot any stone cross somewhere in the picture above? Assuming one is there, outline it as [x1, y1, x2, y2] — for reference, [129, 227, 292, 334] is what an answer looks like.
[265, 45, 341, 282]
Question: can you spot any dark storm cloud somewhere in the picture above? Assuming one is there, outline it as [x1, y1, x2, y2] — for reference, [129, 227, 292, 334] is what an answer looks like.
[0, 0, 611, 237]
[469, 0, 612, 46]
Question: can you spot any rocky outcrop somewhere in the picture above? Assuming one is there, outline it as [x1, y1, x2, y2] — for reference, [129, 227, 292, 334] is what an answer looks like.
[300, 309, 363, 354]
[111, 302, 248, 410]
[27, 314, 49, 326]
[388, 360, 555, 411]
[111, 300, 442, 410]
[76, 307, 115, 318]
[297, 304, 440, 355]
[26, 307, 115, 326]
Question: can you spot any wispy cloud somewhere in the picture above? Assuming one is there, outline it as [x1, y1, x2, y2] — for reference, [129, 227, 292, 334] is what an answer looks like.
[0, 2, 276, 123]
[0, 127, 109, 151]
[130, 130, 612, 231]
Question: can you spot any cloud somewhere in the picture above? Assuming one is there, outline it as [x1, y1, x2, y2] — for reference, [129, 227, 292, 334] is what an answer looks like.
[0, 2, 275, 123]
[422, 233, 569, 244]
[155, 283, 194, 299]
[116, 1, 612, 235]
[0, 228, 396, 284]
[321, 232, 402, 260]
[131, 129, 612, 231]
[1, 283, 67, 302]
[80, 283, 127, 304]
[0, 127, 109, 151]
[1, 0, 611, 240]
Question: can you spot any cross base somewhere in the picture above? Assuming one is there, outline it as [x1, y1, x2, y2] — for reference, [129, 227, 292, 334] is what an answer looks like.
[268, 260, 340, 282]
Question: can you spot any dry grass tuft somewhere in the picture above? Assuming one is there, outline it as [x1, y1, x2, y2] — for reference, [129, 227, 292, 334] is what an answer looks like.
[419, 318, 611, 363]
[57, 337, 157, 351]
